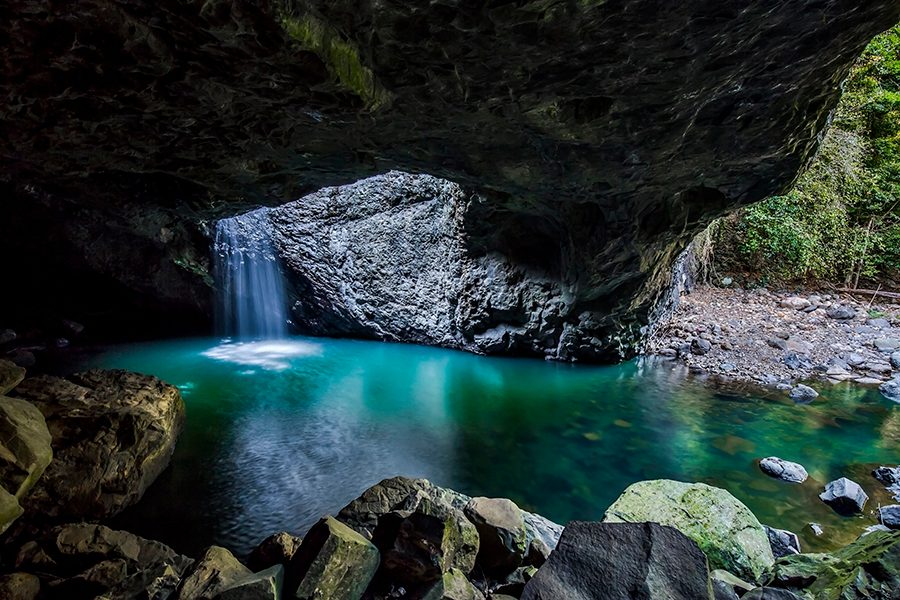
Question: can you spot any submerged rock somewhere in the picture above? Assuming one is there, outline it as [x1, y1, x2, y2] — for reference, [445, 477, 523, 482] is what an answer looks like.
[12, 369, 185, 519]
[521, 522, 713, 600]
[288, 516, 380, 600]
[758, 458, 808, 484]
[602, 479, 774, 581]
[819, 477, 868, 515]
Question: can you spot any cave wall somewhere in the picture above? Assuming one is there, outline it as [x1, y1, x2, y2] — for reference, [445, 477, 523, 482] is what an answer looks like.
[2, 1, 899, 356]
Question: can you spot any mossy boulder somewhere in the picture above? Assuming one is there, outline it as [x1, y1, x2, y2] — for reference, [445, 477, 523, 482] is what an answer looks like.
[0, 360, 25, 394]
[766, 530, 900, 599]
[288, 516, 379, 600]
[602, 480, 774, 582]
[0, 485, 23, 534]
[214, 565, 284, 600]
[421, 568, 485, 600]
[173, 546, 252, 600]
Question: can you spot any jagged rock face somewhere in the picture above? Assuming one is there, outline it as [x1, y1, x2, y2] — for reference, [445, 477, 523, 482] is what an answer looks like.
[2, 1, 899, 355]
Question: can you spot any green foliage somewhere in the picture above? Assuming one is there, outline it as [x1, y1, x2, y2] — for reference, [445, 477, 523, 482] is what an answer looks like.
[712, 24, 900, 285]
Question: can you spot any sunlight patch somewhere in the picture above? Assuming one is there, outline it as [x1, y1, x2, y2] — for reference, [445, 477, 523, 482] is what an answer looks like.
[202, 340, 322, 370]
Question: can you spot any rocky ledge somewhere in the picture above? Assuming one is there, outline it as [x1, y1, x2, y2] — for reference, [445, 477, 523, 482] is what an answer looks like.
[648, 286, 900, 398]
[2, 475, 899, 600]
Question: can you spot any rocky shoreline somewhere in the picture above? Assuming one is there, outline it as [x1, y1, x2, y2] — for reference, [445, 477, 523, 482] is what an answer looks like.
[647, 286, 900, 401]
[1, 361, 899, 598]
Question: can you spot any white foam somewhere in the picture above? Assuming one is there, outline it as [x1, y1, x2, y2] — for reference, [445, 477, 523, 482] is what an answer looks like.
[202, 340, 322, 371]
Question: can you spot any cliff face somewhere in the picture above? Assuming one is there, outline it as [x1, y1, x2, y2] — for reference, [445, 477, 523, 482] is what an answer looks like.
[1, 1, 898, 355]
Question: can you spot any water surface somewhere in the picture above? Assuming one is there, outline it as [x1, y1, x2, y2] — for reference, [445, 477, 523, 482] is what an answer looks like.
[75, 337, 899, 557]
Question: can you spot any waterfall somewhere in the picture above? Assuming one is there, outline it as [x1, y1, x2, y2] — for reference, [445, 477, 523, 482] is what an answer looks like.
[213, 209, 289, 340]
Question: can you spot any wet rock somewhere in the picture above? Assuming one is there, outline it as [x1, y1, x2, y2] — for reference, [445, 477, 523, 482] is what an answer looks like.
[881, 377, 900, 402]
[464, 497, 527, 575]
[12, 369, 185, 519]
[602, 479, 774, 581]
[0, 573, 40, 600]
[826, 305, 856, 320]
[521, 522, 713, 600]
[767, 530, 899, 599]
[213, 565, 283, 600]
[764, 526, 800, 558]
[174, 546, 252, 600]
[0, 359, 25, 394]
[758, 458, 808, 484]
[288, 516, 379, 600]
[880, 505, 900, 529]
[788, 384, 818, 403]
[421, 568, 485, 600]
[819, 477, 868, 515]
[692, 338, 712, 355]
[247, 532, 303, 572]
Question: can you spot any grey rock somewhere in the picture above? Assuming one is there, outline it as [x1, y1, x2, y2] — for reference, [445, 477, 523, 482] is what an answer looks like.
[873, 466, 900, 487]
[712, 580, 740, 600]
[879, 505, 900, 529]
[819, 477, 868, 515]
[807, 523, 824, 536]
[874, 338, 900, 352]
[788, 384, 818, 403]
[759, 458, 808, 484]
[741, 589, 803, 600]
[783, 353, 812, 371]
[868, 318, 892, 329]
[881, 377, 900, 402]
[521, 522, 714, 600]
[891, 351, 900, 369]
[464, 497, 527, 575]
[764, 526, 801, 558]
[847, 353, 867, 367]
[767, 338, 787, 351]
[780, 297, 810, 310]
[861, 524, 892, 537]
[826, 305, 857, 320]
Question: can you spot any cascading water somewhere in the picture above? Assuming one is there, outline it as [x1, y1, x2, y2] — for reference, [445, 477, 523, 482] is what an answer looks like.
[213, 208, 289, 340]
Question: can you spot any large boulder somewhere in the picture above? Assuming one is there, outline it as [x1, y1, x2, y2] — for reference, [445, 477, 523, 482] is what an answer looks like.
[0, 573, 40, 600]
[213, 566, 284, 600]
[602, 480, 774, 582]
[521, 522, 713, 600]
[0, 395, 52, 532]
[464, 497, 527, 575]
[12, 369, 185, 519]
[288, 516, 380, 600]
[766, 530, 900, 599]
[173, 546, 252, 600]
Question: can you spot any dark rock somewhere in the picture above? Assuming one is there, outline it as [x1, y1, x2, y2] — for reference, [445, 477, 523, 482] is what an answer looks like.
[521, 522, 713, 600]
[783, 353, 812, 371]
[0, 573, 40, 600]
[492, 565, 538, 597]
[15, 523, 193, 599]
[767, 338, 788, 351]
[826, 305, 857, 320]
[691, 338, 712, 355]
[880, 505, 900, 529]
[247, 532, 303, 572]
[741, 589, 803, 600]
[0, 395, 52, 499]
[767, 530, 899, 599]
[712, 580, 740, 600]
[819, 477, 868, 515]
[464, 497, 527, 575]
[288, 516, 380, 600]
[881, 377, 900, 402]
[4, 2, 899, 360]
[710, 570, 755, 597]
[758, 458, 808, 484]
[764, 526, 800, 558]
[7, 350, 35, 369]
[788, 384, 818, 402]
[0, 359, 25, 394]
[12, 369, 185, 519]
[874, 465, 900, 487]
[173, 546, 252, 600]
[421, 568, 485, 600]
[0, 329, 16, 345]
[213, 565, 284, 600]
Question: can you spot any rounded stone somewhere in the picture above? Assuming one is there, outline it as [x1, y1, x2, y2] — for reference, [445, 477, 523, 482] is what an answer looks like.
[759, 457, 808, 484]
